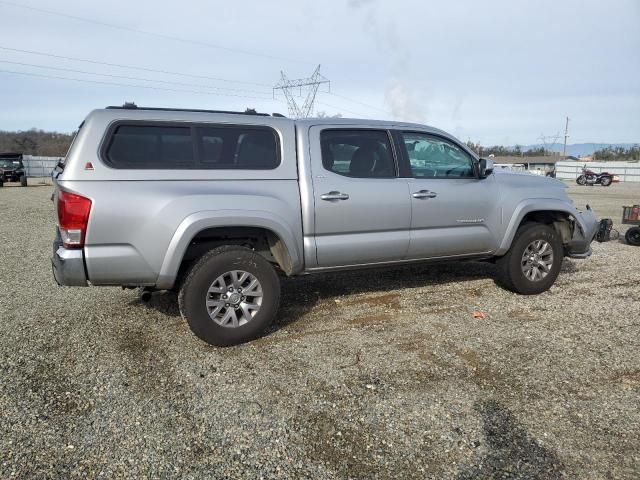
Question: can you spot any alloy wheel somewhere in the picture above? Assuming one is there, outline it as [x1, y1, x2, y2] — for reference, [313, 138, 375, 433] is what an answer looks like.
[205, 270, 263, 328]
[520, 240, 554, 282]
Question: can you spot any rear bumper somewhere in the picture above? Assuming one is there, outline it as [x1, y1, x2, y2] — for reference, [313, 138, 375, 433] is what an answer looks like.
[565, 208, 600, 258]
[51, 235, 88, 286]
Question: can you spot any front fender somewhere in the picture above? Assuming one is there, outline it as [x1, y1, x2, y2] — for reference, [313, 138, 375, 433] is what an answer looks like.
[496, 198, 594, 256]
[155, 209, 303, 289]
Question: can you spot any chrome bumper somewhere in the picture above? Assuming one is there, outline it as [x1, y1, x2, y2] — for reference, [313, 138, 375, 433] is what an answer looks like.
[51, 235, 88, 286]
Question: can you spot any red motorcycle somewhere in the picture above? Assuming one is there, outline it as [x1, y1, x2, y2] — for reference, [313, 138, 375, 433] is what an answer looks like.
[576, 168, 613, 187]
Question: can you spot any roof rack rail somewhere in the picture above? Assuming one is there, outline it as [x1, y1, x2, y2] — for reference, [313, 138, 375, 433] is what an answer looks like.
[106, 103, 285, 117]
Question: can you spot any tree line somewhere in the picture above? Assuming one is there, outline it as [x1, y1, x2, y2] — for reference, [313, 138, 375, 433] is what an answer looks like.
[465, 142, 548, 157]
[0, 129, 75, 157]
[593, 145, 640, 161]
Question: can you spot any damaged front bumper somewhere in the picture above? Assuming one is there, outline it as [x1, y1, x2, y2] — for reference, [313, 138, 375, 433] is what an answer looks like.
[565, 206, 610, 258]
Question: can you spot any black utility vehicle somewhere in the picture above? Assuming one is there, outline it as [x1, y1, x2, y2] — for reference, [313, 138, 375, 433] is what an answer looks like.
[0, 153, 27, 187]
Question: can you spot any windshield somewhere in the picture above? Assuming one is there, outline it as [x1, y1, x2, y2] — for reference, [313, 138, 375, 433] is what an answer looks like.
[0, 159, 21, 168]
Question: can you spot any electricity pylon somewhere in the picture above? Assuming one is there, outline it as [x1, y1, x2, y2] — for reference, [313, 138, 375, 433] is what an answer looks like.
[273, 65, 330, 118]
[538, 132, 561, 156]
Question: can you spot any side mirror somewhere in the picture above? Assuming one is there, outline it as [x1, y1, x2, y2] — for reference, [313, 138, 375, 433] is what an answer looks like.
[479, 158, 494, 178]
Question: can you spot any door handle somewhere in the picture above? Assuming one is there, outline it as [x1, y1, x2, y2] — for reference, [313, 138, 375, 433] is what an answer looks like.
[320, 191, 350, 201]
[412, 190, 437, 199]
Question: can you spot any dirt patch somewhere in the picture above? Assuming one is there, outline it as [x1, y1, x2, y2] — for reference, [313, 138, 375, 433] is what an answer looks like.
[295, 410, 384, 479]
[453, 347, 505, 386]
[13, 355, 94, 418]
[609, 370, 640, 387]
[344, 293, 401, 310]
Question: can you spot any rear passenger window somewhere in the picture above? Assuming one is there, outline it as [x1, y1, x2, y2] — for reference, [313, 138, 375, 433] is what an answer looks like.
[103, 123, 280, 169]
[105, 125, 194, 168]
[320, 129, 395, 178]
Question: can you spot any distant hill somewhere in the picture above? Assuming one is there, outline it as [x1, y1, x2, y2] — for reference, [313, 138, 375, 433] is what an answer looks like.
[516, 143, 639, 157]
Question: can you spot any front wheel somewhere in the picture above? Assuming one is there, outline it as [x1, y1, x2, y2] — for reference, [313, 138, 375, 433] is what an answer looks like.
[600, 176, 612, 187]
[20, 175, 27, 187]
[496, 223, 563, 295]
[576, 175, 586, 185]
[626, 227, 640, 246]
[178, 245, 280, 346]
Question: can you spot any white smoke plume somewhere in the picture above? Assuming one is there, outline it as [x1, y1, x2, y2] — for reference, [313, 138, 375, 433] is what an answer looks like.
[347, 0, 428, 123]
[384, 80, 427, 123]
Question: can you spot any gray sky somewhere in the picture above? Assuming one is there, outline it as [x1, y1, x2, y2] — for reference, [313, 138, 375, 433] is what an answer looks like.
[0, 0, 638, 145]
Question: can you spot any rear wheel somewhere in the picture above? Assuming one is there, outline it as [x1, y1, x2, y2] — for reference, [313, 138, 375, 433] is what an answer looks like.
[576, 175, 586, 185]
[626, 227, 640, 246]
[600, 176, 612, 187]
[178, 245, 280, 346]
[496, 223, 563, 294]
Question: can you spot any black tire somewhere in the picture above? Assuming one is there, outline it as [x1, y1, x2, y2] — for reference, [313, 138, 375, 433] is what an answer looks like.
[20, 175, 27, 187]
[178, 245, 280, 346]
[600, 176, 612, 187]
[576, 175, 586, 185]
[496, 223, 563, 295]
[625, 227, 640, 246]
[0, 180, 3, 188]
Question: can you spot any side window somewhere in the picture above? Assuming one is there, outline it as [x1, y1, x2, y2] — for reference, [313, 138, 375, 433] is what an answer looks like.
[320, 129, 395, 178]
[196, 127, 279, 169]
[104, 123, 280, 169]
[401, 132, 474, 178]
[106, 125, 194, 168]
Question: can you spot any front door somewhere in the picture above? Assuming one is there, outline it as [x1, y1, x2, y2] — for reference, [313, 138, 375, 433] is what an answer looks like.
[309, 127, 411, 267]
[398, 131, 500, 258]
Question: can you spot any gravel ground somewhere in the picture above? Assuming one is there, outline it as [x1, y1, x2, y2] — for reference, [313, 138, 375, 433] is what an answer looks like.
[1, 181, 639, 479]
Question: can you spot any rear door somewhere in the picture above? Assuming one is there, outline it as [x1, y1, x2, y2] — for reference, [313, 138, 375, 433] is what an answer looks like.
[397, 131, 500, 258]
[309, 127, 411, 267]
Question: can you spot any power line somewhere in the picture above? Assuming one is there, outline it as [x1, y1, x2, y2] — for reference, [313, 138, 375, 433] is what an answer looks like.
[268, 91, 370, 118]
[315, 100, 371, 119]
[0, 45, 272, 87]
[1, 3, 393, 119]
[0, 0, 306, 65]
[0, 59, 271, 95]
[0, 69, 275, 100]
[328, 92, 389, 116]
[1, 65, 374, 118]
[0, 50, 386, 119]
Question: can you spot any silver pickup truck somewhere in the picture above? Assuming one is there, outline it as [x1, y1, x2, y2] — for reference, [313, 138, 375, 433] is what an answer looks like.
[52, 105, 604, 346]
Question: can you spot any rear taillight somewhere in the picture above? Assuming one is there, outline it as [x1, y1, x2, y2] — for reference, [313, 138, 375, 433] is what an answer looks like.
[57, 191, 92, 249]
